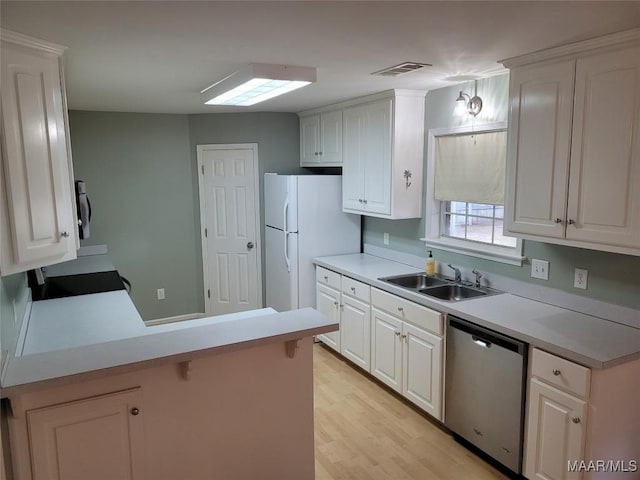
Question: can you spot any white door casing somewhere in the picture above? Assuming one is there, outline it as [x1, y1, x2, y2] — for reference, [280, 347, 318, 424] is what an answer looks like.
[198, 144, 262, 316]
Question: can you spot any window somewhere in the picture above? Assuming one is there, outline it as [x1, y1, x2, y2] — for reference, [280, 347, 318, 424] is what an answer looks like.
[442, 202, 516, 248]
[422, 122, 524, 265]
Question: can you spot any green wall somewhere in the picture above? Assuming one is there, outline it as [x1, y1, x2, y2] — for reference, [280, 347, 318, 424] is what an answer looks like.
[1, 273, 28, 368]
[69, 111, 304, 320]
[364, 75, 640, 310]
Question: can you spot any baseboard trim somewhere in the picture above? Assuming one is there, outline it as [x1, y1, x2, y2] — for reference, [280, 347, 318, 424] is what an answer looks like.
[144, 312, 206, 327]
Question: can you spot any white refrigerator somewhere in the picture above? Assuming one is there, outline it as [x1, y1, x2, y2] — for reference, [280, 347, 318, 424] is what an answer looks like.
[265, 174, 361, 312]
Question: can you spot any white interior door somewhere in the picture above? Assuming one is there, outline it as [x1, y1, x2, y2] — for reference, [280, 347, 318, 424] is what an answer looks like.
[198, 144, 261, 316]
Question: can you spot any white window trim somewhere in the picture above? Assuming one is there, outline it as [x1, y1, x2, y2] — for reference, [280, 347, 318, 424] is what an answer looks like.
[422, 121, 525, 266]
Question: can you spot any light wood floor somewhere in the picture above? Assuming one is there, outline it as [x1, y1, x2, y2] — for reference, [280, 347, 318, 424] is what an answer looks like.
[313, 344, 509, 480]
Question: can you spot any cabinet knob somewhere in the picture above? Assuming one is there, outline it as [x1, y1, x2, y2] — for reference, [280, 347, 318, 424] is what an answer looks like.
[358, 199, 363, 203]
[552, 368, 561, 376]
[554, 218, 563, 224]
[401, 334, 407, 340]
[397, 306, 404, 313]
[568, 219, 575, 225]
[319, 151, 323, 156]
[572, 416, 581, 424]
[395, 331, 401, 336]
[350, 286, 356, 293]
[314, 152, 318, 156]
[324, 276, 329, 281]
[131, 407, 140, 416]
[363, 199, 368, 204]
[333, 301, 339, 307]
[60, 231, 70, 238]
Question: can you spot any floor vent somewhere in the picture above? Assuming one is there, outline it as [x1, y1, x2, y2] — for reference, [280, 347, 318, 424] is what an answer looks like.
[371, 62, 432, 77]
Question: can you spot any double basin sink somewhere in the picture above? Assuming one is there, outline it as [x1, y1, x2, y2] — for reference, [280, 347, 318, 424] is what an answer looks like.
[378, 272, 502, 302]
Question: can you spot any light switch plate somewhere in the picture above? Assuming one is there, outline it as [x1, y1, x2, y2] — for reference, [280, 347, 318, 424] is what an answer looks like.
[574, 268, 588, 290]
[383, 232, 389, 245]
[531, 259, 549, 280]
[157, 288, 165, 300]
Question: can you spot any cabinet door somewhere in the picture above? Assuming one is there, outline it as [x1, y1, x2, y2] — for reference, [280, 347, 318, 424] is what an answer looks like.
[342, 105, 367, 212]
[566, 45, 640, 247]
[1, 40, 77, 273]
[340, 294, 371, 371]
[525, 379, 587, 480]
[370, 308, 402, 393]
[363, 99, 392, 215]
[505, 60, 575, 238]
[315, 282, 341, 353]
[27, 388, 144, 480]
[402, 323, 443, 420]
[300, 115, 320, 165]
[320, 110, 343, 164]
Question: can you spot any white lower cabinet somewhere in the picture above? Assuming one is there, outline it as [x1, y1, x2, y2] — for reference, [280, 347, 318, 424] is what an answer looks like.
[341, 293, 371, 371]
[371, 287, 444, 420]
[315, 282, 342, 352]
[524, 349, 590, 480]
[315, 266, 371, 372]
[25, 388, 144, 480]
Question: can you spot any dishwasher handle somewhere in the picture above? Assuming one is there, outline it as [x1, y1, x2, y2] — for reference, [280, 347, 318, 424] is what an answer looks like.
[449, 316, 526, 355]
[471, 335, 491, 348]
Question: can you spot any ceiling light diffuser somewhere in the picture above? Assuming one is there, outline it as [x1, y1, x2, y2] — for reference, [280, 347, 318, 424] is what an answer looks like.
[201, 63, 316, 106]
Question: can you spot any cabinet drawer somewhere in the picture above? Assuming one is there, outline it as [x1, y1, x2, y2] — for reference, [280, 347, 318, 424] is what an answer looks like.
[316, 267, 341, 290]
[531, 348, 591, 399]
[341, 276, 370, 303]
[371, 288, 443, 336]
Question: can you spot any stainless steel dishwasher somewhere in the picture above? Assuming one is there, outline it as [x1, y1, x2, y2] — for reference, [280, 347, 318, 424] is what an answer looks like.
[445, 316, 527, 474]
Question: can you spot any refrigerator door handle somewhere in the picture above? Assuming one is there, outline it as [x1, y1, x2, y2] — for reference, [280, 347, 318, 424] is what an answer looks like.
[283, 197, 291, 272]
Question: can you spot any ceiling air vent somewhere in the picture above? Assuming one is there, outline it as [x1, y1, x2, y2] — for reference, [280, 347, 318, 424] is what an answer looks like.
[371, 62, 432, 77]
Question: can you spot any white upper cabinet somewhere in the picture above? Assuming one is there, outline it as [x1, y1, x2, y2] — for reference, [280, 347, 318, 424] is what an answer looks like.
[342, 90, 425, 219]
[299, 109, 343, 166]
[1, 30, 78, 275]
[502, 29, 640, 255]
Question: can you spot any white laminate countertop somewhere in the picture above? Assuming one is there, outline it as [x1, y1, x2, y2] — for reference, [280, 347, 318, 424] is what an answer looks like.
[1, 292, 337, 396]
[314, 254, 640, 369]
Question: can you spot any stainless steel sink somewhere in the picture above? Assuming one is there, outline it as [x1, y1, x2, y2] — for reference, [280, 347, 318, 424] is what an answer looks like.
[418, 284, 487, 301]
[378, 272, 502, 302]
[381, 272, 450, 289]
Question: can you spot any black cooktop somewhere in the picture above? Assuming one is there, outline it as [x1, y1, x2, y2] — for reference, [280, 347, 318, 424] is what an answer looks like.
[32, 270, 126, 300]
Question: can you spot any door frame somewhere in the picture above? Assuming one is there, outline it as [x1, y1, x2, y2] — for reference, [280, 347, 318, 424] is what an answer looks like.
[197, 143, 263, 315]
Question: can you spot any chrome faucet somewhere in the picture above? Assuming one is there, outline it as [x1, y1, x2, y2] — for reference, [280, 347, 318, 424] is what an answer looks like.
[447, 264, 462, 283]
[472, 269, 483, 288]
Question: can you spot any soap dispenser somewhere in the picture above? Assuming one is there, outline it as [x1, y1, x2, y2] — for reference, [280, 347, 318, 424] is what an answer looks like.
[425, 250, 435, 275]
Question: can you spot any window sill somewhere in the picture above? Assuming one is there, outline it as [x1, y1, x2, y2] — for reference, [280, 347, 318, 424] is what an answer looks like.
[420, 237, 526, 266]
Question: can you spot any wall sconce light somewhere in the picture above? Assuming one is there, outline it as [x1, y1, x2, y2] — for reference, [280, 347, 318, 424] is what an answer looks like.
[201, 63, 316, 106]
[455, 82, 483, 117]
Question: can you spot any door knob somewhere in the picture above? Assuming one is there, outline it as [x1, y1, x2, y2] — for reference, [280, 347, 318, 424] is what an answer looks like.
[131, 407, 140, 416]
[247, 241, 254, 249]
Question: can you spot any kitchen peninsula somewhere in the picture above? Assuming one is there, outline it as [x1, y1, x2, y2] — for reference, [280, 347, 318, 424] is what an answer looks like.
[1, 292, 336, 480]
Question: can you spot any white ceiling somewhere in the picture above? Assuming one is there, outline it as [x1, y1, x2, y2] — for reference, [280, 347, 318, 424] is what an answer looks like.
[2, 1, 639, 114]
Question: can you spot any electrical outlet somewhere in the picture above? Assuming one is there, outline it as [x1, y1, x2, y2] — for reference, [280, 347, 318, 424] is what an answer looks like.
[157, 288, 165, 300]
[574, 268, 588, 290]
[531, 259, 549, 280]
[383, 232, 389, 245]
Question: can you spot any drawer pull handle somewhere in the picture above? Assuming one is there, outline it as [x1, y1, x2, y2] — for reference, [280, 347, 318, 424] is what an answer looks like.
[552, 368, 561, 376]
[572, 416, 581, 424]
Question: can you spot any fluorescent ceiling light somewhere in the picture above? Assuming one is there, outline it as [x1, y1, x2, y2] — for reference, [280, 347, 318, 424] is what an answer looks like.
[201, 63, 316, 106]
